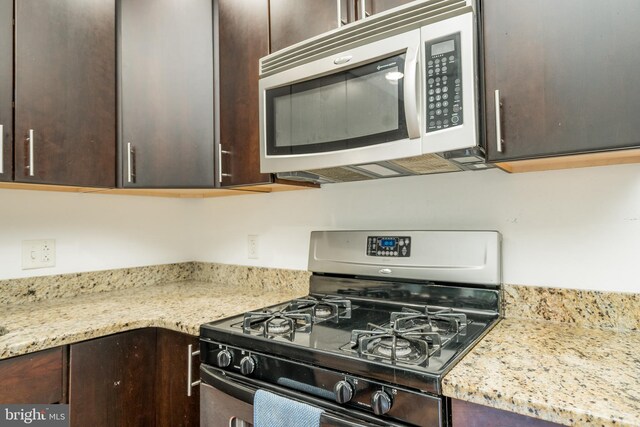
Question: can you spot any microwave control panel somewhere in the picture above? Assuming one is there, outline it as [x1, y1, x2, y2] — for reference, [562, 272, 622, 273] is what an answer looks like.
[367, 236, 411, 257]
[425, 32, 463, 133]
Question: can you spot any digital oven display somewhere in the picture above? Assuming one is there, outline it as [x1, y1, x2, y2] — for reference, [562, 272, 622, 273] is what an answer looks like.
[367, 236, 411, 257]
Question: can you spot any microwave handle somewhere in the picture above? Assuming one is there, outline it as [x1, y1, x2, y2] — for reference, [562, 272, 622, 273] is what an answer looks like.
[404, 43, 421, 139]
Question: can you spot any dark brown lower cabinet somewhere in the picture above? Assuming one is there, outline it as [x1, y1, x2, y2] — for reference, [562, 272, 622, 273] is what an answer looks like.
[0, 347, 66, 404]
[156, 329, 200, 427]
[69, 329, 157, 427]
[68, 328, 199, 427]
[451, 399, 562, 427]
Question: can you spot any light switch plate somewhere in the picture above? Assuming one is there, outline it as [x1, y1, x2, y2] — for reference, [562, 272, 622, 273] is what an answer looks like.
[22, 239, 56, 270]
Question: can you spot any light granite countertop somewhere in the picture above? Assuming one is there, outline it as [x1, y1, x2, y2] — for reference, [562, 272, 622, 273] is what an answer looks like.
[0, 280, 306, 360]
[442, 318, 640, 427]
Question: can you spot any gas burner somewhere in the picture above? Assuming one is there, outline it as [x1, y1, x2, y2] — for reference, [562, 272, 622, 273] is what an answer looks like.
[374, 337, 413, 358]
[391, 307, 469, 334]
[285, 295, 352, 322]
[241, 310, 312, 338]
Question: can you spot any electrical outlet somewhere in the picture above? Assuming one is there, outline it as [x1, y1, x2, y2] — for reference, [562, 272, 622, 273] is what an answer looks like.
[22, 239, 56, 270]
[247, 235, 259, 259]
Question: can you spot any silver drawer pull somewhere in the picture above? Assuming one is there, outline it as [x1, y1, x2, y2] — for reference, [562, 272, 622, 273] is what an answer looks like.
[0, 124, 3, 174]
[218, 145, 232, 182]
[495, 90, 503, 153]
[27, 129, 34, 176]
[127, 142, 134, 183]
[187, 344, 201, 397]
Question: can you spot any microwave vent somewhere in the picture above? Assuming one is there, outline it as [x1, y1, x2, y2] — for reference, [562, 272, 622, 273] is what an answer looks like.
[260, 0, 471, 77]
[307, 167, 375, 182]
[390, 154, 461, 174]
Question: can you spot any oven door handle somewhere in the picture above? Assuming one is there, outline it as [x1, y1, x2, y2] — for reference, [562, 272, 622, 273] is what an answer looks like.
[200, 365, 408, 427]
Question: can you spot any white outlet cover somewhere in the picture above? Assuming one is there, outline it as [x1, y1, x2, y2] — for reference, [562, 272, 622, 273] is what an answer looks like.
[22, 239, 56, 270]
[247, 235, 259, 259]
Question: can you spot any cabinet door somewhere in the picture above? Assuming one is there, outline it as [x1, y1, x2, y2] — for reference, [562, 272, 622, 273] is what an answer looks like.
[14, 0, 116, 187]
[69, 329, 156, 427]
[0, 0, 12, 182]
[120, 0, 214, 188]
[269, 0, 348, 53]
[484, 0, 640, 162]
[0, 347, 66, 404]
[156, 329, 200, 427]
[451, 399, 562, 427]
[217, 0, 271, 187]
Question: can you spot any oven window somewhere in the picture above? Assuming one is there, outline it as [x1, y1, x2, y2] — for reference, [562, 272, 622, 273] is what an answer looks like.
[266, 53, 408, 155]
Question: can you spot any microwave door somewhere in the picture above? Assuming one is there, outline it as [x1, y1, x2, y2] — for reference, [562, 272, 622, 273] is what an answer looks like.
[420, 11, 479, 154]
[259, 30, 423, 174]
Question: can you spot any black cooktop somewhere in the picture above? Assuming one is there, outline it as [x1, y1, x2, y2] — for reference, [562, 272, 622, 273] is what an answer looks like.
[200, 291, 499, 394]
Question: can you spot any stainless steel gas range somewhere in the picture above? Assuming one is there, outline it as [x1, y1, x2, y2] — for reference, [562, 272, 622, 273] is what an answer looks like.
[199, 230, 502, 427]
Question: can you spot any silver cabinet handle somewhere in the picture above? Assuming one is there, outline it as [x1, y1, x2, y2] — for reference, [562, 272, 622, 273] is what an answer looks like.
[0, 124, 3, 174]
[495, 90, 503, 153]
[360, 0, 369, 19]
[28, 129, 34, 176]
[127, 142, 134, 183]
[187, 344, 201, 397]
[337, 0, 347, 26]
[218, 145, 232, 183]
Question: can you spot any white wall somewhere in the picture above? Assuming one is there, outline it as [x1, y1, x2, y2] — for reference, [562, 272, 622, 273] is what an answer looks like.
[0, 189, 198, 279]
[195, 164, 640, 293]
[1, 164, 639, 293]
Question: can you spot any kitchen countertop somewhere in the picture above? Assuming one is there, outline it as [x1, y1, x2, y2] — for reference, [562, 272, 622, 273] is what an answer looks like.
[0, 280, 307, 360]
[442, 318, 640, 427]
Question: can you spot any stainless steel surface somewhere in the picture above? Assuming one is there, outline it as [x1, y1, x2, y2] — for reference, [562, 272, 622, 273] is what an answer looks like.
[308, 230, 501, 285]
[28, 129, 34, 177]
[360, 0, 367, 20]
[260, 0, 470, 77]
[126, 142, 133, 183]
[259, 0, 486, 184]
[259, 30, 424, 174]
[495, 89, 503, 153]
[0, 124, 3, 174]
[187, 344, 201, 397]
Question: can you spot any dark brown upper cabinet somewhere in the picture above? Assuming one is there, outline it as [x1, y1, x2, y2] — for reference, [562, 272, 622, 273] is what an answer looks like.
[269, 0, 352, 53]
[119, 0, 215, 188]
[14, 0, 116, 187]
[216, 0, 271, 187]
[483, 0, 640, 164]
[0, 0, 12, 182]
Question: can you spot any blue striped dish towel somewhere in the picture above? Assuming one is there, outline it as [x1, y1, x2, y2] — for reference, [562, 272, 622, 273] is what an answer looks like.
[254, 389, 323, 427]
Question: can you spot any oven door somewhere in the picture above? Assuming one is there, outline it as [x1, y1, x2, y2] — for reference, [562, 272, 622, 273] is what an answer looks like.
[200, 365, 411, 427]
[259, 30, 422, 174]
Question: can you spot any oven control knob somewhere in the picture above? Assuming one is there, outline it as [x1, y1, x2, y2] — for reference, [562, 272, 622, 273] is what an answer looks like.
[371, 390, 392, 415]
[333, 380, 354, 404]
[216, 349, 232, 368]
[240, 356, 256, 375]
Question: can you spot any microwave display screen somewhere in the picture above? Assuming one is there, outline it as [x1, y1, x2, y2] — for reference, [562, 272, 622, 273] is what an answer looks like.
[431, 40, 455, 56]
[265, 54, 408, 155]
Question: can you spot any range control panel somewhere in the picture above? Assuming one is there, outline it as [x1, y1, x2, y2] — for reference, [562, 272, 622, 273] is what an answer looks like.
[425, 32, 463, 133]
[367, 236, 411, 257]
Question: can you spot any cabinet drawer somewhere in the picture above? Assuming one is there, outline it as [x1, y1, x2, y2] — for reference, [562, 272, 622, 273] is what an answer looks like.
[0, 347, 65, 403]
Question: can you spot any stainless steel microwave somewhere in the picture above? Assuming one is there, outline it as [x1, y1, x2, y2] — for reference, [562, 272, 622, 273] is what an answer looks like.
[259, 0, 490, 184]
